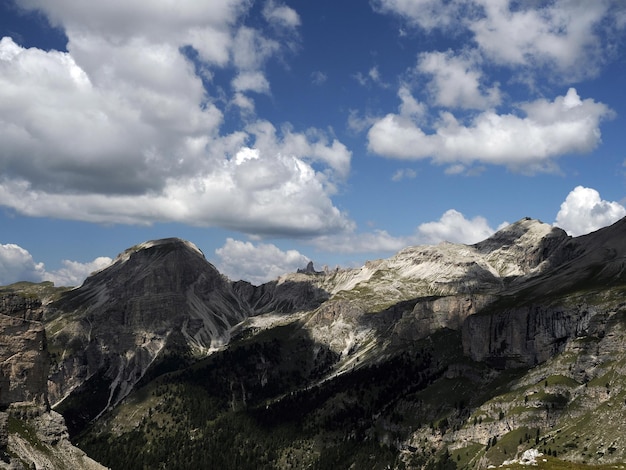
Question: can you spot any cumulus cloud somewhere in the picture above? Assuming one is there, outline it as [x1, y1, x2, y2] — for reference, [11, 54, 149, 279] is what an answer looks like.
[0, 242, 111, 286]
[416, 209, 494, 244]
[354, 66, 389, 88]
[312, 209, 496, 254]
[215, 238, 310, 285]
[373, 0, 619, 80]
[0, 243, 46, 285]
[416, 50, 500, 109]
[0, 139, 353, 236]
[469, 0, 611, 80]
[397, 85, 427, 120]
[43, 257, 113, 287]
[0, 1, 353, 238]
[368, 88, 613, 173]
[555, 186, 626, 237]
[232, 70, 271, 93]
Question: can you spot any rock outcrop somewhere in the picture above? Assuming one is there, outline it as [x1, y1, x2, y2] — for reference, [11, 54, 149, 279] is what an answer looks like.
[0, 293, 106, 469]
[0, 294, 49, 408]
[462, 303, 596, 368]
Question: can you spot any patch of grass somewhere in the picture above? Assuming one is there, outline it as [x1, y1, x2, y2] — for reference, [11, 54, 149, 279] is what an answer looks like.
[7, 415, 49, 454]
[502, 455, 626, 469]
[451, 443, 485, 469]
[486, 427, 538, 466]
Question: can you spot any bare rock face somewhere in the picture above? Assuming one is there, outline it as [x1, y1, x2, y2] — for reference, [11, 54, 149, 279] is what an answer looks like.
[0, 294, 49, 408]
[0, 294, 106, 470]
[46, 238, 250, 413]
[462, 216, 626, 368]
[462, 304, 596, 368]
[299, 218, 569, 358]
[472, 217, 571, 277]
[394, 294, 496, 342]
[234, 275, 330, 314]
[4, 409, 106, 470]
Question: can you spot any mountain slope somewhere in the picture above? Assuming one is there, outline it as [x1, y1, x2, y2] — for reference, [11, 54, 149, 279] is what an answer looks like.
[26, 216, 626, 469]
[46, 238, 251, 428]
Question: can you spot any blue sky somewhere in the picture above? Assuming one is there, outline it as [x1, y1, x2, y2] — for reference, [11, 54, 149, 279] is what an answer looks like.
[1, 0, 626, 286]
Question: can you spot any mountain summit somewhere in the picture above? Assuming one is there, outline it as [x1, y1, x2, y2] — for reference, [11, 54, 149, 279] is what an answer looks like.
[46, 237, 249, 419]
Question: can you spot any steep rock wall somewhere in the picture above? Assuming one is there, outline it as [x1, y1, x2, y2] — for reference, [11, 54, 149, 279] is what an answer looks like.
[462, 303, 600, 368]
[0, 294, 49, 408]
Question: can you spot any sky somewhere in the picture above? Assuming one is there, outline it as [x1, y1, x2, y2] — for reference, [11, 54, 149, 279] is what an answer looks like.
[1, 0, 626, 286]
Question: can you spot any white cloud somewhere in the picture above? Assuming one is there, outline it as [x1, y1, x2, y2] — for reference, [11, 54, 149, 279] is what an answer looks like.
[555, 186, 626, 237]
[353, 66, 389, 88]
[367, 88, 613, 173]
[391, 168, 417, 182]
[43, 257, 113, 287]
[0, 242, 111, 286]
[347, 110, 379, 133]
[0, 2, 354, 239]
[0, 36, 219, 194]
[371, 0, 462, 31]
[0, 243, 46, 285]
[262, 0, 301, 29]
[416, 50, 500, 109]
[19, 0, 247, 66]
[0, 137, 354, 236]
[232, 70, 271, 93]
[372, 0, 620, 81]
[312, 209, 496, 254]
[311, 230, 410, 255]
[215, 238, 309, 284]
[397, 85, 427, 120]
[469, 0, 610, 80]
[416, 209, 494, 244]
[231, 91, 255, 114]
[231, 26, 280, 71]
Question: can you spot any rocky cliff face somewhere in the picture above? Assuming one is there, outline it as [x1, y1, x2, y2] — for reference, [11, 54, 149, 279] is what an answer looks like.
[0, 294, 48, 408]
[462, 303, 596, 368]
[462, 217, 626, 368]
[0, 293, 106, 470]
[46, 238, 250, 412]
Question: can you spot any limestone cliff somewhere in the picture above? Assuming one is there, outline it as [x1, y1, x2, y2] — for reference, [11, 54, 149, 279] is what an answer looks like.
[462, 216, 626, 367]
[0, 293, 106, 470]
[0, 294, 48, 408]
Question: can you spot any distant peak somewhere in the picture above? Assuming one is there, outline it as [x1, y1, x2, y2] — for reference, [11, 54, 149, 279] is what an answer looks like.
[112, 238, 205, 265]
[474, 218, 566, 252]
[133, 238, 203, 254]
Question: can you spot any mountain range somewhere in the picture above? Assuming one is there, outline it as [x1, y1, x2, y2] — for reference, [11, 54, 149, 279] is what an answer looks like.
[1, 216, 626, 469]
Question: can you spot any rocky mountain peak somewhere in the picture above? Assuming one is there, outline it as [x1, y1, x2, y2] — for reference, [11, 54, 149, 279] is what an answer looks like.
[111, 237, 205, 267]
[472, 217, 570, 277]
[75, 237, 222, 300]
[45, 237, 249, 416]
[473, 217, 567, 253]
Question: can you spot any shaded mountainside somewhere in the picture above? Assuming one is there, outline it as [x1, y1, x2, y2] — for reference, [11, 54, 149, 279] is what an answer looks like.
[3, 217, 626, 469]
